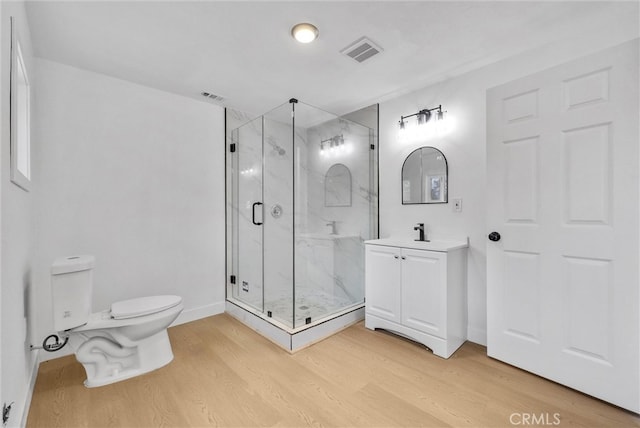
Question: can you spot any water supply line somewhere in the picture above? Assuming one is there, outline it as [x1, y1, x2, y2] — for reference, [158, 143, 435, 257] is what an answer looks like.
[30, 333, 69, 352]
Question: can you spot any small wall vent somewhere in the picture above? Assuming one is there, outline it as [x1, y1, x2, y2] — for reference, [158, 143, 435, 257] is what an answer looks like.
[201, 91, 225, 102]
[340, 36, 383, 63]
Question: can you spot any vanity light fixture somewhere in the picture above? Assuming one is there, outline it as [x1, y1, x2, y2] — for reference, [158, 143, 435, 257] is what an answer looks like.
[291, 23, 319, 43]
[399, 104, 445, 129]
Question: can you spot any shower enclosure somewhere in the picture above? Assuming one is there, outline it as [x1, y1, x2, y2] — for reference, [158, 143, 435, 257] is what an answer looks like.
[226, 99, 378, 347]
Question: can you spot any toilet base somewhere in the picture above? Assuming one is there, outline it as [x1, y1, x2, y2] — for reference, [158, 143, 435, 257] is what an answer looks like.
[73, 329, 175, 388]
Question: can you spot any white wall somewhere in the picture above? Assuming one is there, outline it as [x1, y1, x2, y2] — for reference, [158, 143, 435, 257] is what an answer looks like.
[1, 0, 4, 417]
[0, 1, 39, 425]
[32, 59, 226, 356]
[378, 36, 640, 345]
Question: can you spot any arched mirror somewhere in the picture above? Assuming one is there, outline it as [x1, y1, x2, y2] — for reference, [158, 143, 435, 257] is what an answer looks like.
[325, 163, 352, 207]
[401, 146, 448, 204]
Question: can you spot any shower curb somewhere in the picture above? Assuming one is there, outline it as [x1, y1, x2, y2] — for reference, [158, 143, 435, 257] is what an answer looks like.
[225, 300, 364, 352]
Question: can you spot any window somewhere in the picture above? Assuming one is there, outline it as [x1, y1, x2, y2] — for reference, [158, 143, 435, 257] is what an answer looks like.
[10, 16, 31, 191]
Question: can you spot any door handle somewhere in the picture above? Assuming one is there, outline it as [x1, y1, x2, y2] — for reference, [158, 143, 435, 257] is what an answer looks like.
[252, 202, 263, 226]
[488, 231, 501, 242]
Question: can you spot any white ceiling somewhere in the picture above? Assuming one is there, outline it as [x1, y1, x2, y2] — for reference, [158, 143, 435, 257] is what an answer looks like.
[25, 1, 639, 117]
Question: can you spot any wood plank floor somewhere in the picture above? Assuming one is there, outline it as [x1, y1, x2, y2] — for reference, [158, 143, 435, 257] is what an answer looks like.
[27, 314, 640, 427]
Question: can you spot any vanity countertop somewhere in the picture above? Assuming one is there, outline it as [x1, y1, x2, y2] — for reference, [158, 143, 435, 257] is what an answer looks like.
[364, 238, 468, 252]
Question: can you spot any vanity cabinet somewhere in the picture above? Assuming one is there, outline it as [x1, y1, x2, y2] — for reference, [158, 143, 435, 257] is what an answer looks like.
[365, 239, 468, 358]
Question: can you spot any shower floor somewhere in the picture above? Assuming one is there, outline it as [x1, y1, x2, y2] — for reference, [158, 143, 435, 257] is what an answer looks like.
[265, 288, 359, 328]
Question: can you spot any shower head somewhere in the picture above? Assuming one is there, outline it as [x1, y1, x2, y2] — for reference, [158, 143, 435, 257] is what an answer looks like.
[266, 137, 286, 156]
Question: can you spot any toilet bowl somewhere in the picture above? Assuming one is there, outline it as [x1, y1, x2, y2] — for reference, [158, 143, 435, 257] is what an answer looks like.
[51, 255, 184, 387]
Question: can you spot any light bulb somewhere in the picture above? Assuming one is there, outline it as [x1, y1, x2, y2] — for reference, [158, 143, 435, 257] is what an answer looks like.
[435, 112, 450, 136]
[417, 110, 431, 125]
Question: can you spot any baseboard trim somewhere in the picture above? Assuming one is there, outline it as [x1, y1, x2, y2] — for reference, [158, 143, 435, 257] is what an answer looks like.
[467, 325, 487, 346]
[173, 301, 225, 326]
[38, 344, 74, 362]
[19, 349, 40, 427]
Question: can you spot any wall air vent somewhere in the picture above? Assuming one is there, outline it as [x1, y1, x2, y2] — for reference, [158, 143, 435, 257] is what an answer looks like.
[340, 36, 383, 63]
[201, 91, 225, 102]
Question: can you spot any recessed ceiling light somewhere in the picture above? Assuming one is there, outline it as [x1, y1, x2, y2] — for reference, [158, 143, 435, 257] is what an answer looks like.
[291, 23, 319, 44]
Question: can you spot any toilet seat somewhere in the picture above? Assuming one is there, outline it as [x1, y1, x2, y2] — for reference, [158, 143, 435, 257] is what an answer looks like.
[111, 295, 182, 319]
[71, 298, 184, 333]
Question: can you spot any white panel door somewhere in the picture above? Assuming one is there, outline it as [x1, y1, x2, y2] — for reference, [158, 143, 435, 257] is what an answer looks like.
[487, 40, 639, 412]
[365, 245, 402, 323]
[401, 249, 447, 338]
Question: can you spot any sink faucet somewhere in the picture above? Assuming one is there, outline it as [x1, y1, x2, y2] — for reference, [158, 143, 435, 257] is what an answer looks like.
[414, 223, 428, 242]
[327, 220, 338, 235]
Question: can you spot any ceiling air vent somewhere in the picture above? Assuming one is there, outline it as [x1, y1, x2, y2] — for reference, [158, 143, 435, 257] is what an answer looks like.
[201, 92, 225, 103]
[340, 36, 383, 63]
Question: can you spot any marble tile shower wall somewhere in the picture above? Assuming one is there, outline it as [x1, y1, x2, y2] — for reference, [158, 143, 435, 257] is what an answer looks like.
[303, 118, 373, 303]
[305, 118, 373, 239]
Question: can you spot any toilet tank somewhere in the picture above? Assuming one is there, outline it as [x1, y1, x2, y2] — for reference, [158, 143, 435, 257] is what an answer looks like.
[51, 255, 95, 331]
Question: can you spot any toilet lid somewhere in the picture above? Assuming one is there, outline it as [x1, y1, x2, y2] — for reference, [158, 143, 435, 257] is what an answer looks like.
[111, 295, 182, 319]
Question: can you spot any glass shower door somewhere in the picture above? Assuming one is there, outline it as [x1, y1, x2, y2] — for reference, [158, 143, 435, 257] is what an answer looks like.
[261, 103, 295, 328]
[230, 102, 296, 329]
[232, 117, 264, 312]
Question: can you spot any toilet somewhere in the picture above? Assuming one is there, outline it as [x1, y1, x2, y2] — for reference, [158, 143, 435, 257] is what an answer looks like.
[51, 255, 183, 387]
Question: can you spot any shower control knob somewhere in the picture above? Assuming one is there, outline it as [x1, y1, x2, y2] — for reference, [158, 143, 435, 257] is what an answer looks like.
[488, 231, 501, 242]
[270, 204, 283, 219]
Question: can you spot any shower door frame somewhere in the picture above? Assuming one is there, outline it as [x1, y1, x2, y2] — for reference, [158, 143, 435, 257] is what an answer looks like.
[229, 117, 266, 314]
[227, 104, 298, 329]
[225, 102, 380, 337]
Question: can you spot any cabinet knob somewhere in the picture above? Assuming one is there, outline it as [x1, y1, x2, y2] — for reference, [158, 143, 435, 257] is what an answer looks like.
[488, 231, 501, 242]
[394, 255, 399, 259]
[401, 256, 406, 260]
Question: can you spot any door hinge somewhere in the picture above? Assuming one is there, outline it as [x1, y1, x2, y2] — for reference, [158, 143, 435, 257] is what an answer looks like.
[229, 143, 236, 153]
[370, 144, 375, 150]
[230, 275, 236, 284]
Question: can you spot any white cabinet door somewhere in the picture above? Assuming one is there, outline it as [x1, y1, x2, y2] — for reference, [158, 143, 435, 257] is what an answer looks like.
[401, 249, 447, 338]
[365, 245, 401, 323]
[487, 41, 639, 412]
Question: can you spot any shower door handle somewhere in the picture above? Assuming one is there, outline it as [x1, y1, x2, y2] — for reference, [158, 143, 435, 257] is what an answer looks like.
[252, 202, 263, 226]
